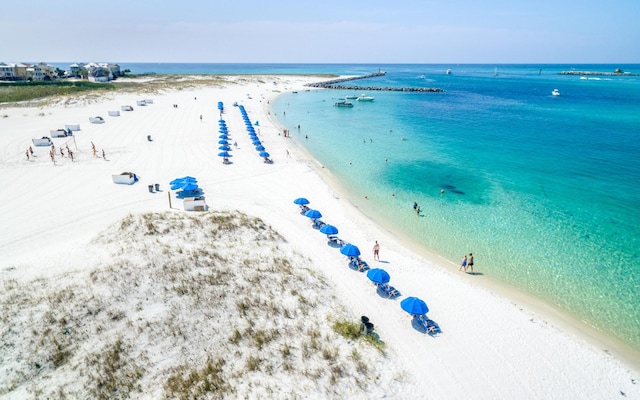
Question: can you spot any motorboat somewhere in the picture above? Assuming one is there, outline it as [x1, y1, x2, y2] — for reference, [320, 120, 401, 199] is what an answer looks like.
[345, 95, 358, 99]
[356, 94, 375, 102]
[552, 89, 560, 96]
[334, 99, 354, 107]
[446, 69, 452, 75]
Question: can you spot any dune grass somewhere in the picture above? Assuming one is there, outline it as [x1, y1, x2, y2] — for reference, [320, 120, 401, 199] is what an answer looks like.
[0, 211, 395, 399]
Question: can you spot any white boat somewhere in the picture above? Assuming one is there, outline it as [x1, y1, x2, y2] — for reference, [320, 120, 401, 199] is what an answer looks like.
[446, 69, 452, 75]
[345, 95, 358, 99]
[334, 99, 353, 107]
[551, 89, 560, 96]
[356, 94, 375, 102]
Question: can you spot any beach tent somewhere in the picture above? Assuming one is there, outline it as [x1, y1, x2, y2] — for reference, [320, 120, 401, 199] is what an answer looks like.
[112, 172, 139, 185]
[32, 137, 53, 146]
[65, 123, 80, 131]
[50, 129, 68, 138]
[108, 110, 120, 117]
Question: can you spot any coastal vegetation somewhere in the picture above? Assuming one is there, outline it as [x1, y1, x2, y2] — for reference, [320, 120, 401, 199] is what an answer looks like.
[0, 211, 393, 398]
[0, 81, 117, 103]
[0, 76, 228, 104]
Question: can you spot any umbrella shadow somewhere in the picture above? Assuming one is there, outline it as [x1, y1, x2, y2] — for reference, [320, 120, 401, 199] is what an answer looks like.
[327, 240, 342, 249]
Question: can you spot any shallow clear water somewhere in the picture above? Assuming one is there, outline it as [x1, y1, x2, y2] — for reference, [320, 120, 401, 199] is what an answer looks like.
[271, 64, 640, 350]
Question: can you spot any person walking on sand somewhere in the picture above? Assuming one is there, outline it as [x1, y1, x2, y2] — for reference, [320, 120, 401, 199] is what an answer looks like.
[200, 114, 202, 122]
[102, 149, 106, 159]
[29, 146, 34, 156]
[459, 255, 468, 272]
[373, 241, 380, 261]
[25, 149, 29, 161]
[467, 253, 474, 273]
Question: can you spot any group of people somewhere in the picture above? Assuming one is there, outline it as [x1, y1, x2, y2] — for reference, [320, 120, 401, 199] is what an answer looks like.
[459, 253, 474, 273]
[413, 201, 421, 215]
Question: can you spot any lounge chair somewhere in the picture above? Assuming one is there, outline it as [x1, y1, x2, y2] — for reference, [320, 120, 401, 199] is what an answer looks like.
[312, 219, 325, 228]
[419, 316, 440, 335]
[327, 235, 343, 246]
[380, 283, 399, 298]
[358, 261, 368, 272]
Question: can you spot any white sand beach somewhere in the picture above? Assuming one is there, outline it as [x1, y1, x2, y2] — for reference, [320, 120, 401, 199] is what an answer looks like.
[1, 75, 639, 399]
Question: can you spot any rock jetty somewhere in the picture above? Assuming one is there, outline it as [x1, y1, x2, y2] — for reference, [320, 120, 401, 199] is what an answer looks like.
[559, 70, 639, 76]
[307, 72, 443, 93]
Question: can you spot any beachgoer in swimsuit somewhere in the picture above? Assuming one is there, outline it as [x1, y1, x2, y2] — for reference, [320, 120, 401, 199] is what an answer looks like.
[467, 253, 474, 273]
[373, 241, 380, 261]
[459, 255, 468, 272]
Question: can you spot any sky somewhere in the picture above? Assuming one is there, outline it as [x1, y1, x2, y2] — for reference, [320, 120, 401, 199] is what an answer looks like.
[2, 0, 639, 64]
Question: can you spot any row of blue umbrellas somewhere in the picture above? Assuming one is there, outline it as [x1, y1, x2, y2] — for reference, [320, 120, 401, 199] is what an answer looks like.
[218, 118, 232, 161]
[294, 195, 431, 319]
[239, 105, 270, 160]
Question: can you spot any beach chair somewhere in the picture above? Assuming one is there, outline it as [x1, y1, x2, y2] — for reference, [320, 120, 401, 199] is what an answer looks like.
[419, 316, 440, 335]
[313, 219, 325, 229]
[357, 259, 368, 272]
[381, 283, 399, 298]
[328, 235, 343, 246]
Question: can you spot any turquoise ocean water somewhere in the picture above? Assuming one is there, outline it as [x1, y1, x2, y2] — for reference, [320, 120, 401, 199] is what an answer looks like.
[62, 63, 640, 351]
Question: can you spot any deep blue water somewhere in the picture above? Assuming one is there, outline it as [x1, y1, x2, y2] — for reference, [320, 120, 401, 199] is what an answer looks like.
[51, 62, 640, 350]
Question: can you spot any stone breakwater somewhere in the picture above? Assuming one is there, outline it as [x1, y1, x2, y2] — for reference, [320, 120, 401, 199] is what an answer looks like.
[560, 71, 640, 76]
[306, 72, 444, 93]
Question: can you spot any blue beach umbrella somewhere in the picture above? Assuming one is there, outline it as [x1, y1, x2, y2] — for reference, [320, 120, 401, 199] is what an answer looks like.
[255, 145, 265, 151]
[252, 140, 262, 145]
[340, 244, 361, 257]
[259, 151, 270, 158]
[367, 268, 390, 284]
[319, 224, 338, 235]
[293, 197, 309, 205]
[179, 182, 199, 192]
[218, 151, 231, 157]
[304, 209, 322, 219]
[400, 297, 429, 316]
[218, 140, 229, 145]
[170, 177, 197, 188]
[218, 145, 231, 151]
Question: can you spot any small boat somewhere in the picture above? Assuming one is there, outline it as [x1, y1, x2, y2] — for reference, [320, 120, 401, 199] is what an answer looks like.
[345, 95, 358, 99]
[551, 89, 560, 96]
[446, 69, 452, 75]
[334, 99, 354, 107]
[356, 94, 375, 102]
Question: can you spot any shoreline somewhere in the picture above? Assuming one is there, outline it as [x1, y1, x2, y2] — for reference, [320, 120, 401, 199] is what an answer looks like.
[1, 75, 638, 397]
[266, 84, 640, 372]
